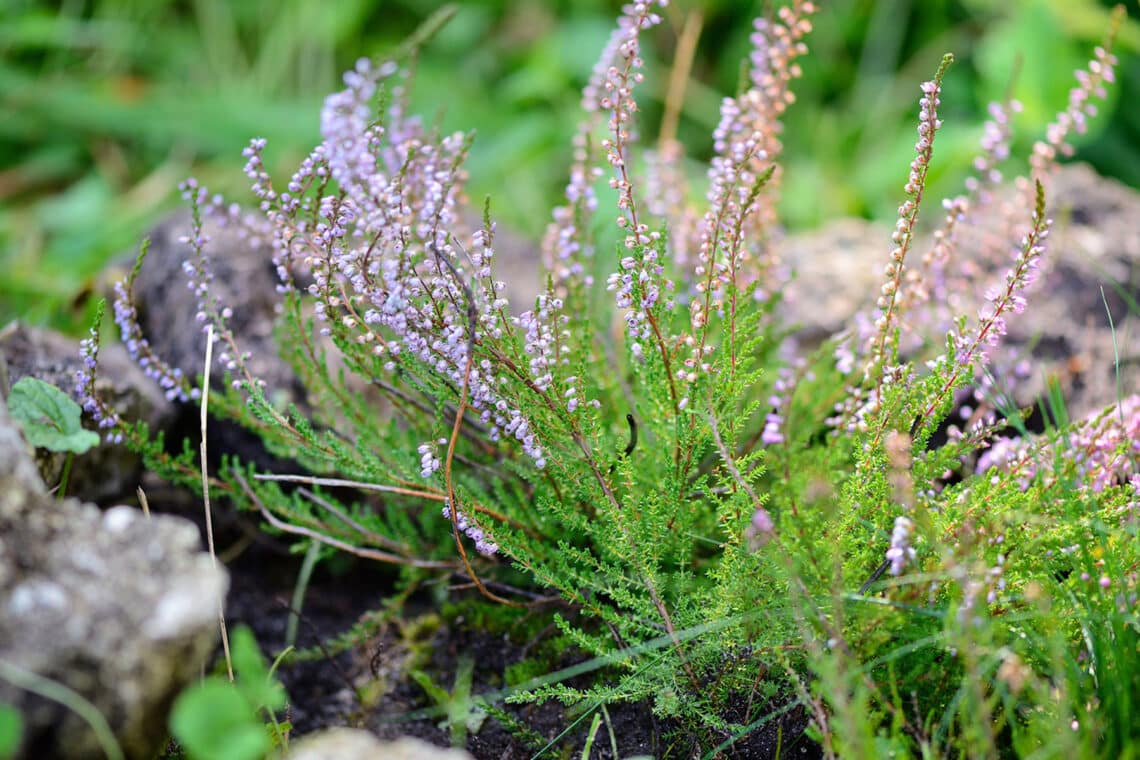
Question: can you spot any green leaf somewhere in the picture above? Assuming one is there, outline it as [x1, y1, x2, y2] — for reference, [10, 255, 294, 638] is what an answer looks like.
[0, 704, 22, 760]
[7, 377, 99, 453]
[169, 680, 269, 760]
[230, 625, 286, 711]
[409, 669, 450, 705]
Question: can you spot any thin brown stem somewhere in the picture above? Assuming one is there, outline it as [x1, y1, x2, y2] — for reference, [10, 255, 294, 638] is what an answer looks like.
[235, 470, 455, 570]
[658, 9, 703, 148]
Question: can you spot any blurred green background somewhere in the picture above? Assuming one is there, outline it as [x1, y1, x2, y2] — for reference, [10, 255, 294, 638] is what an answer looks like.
[2, 0, 1137, 331]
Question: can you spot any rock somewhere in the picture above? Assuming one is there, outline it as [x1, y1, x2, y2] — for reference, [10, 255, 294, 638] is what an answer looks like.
[780, 217, 887, 342]
[0, 383, 43, 496]
[287, 729, 474, 760]
[0, 401, 227, 760]
[0, 321, 176, 504]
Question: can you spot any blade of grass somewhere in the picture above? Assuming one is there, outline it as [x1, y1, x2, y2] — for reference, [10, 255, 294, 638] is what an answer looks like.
[0, 658, 125, 760]
[1100, 285, 1124, 424]
[200, 324, 233, 681]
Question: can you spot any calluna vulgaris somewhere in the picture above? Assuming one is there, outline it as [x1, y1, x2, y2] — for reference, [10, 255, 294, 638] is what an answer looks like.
[79, 2, 1139, 756]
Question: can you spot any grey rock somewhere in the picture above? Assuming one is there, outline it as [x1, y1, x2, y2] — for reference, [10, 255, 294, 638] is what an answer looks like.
[0, 401, 227, 760]
[781, 217, 888, 342]
[0, 321, 176, 503]
[287, 729, 474, 760]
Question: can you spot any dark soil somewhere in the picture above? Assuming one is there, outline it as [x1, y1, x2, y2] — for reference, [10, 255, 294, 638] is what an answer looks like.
[148, 473, 824, 759]
[217, 537, 822, 759]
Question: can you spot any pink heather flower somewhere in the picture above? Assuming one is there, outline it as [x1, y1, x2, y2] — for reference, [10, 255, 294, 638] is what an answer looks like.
[951, 200, 1050, 369]
[699, 110, 767, 290]
[750, 3, 815, 119]
[683, 4, 815, 379]
[907, 182, 1051, 434]
[974, 396, 1140, 494]
[975, 436, 1029, 476]
[1068, 395, 1140, 492]
[591, 0, 662, 196]
[540, 15, 634, 296]
[862, 55, 952, 390]
[760, 364, 797, 446]
[903, 25, 1120, 372]
[904, 99, 1022, 334]
[542, 133, 601, 292]
[514, 293, 566, 394]
[686, 112, 768, 376]
[886, 515, 916, 576]
[760, 414, 784, 445]
[122, 55, 555, 474]
[417, 442, 441, 479]
[75, 310, 124, 444]
[746, 507, 775, 549]
[442, 503, 498, 557]
[301, 59, 552, 467]
[643, 141, 699, 271]
[111, 264, 199, 406]
[1030, 41, 1119, 180]
[744, 1, 815, 233]
[588, 2, 669, 344]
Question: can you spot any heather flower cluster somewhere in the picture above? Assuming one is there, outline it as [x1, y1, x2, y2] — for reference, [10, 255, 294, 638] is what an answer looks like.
[110, 264, 198, 405]
[821, 59, 955, 435]
[442, 502, 498, 558]
[417, 440, 443, 479]
[745, 0, 815, 234]
[910, 182, 1052, 431]
[594, 1, 669, 357]
[229, 57, 552, 472]
[1030, 40, 1119, 178]
[761, 366, 795, 445]
[593, 1, 666, 241]
[886, 515, 916, 576]
[953, 210, 1047, 367]
[75, 304, 122, 443]
[682, 3, 815, 385]
[864, 57, 952, 384]
[978, 394, 1140, 493]
[699, 108, 767, 284]
[904, 99, 1022, 331]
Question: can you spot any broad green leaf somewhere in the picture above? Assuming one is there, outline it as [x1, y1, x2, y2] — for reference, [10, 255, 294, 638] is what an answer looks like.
[409, 669, 450, 705]
[0, 704, 22, 760]
[7, 377, 99, 453]
[230, 625, 286, 712]
[169, 680, 268, 760]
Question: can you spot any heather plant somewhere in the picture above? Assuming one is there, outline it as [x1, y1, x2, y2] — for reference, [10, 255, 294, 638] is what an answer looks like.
[78, 2, 1139, 755]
